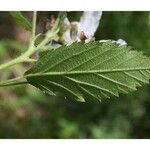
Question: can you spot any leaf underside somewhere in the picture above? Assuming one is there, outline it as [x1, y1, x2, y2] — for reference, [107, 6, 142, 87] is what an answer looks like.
[25, 42, 150, 102]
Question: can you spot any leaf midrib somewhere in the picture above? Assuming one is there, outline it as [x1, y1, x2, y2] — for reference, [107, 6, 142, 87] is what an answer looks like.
[25, 67, 150, 78]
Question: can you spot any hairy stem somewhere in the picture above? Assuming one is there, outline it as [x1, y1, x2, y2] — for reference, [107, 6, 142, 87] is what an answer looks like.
[0, 56, 25, 71]
[0, 32, 55, 71]
[32, 11, 37, 40]
[0, 76, 28, 87]
[30, 11, 37, 47]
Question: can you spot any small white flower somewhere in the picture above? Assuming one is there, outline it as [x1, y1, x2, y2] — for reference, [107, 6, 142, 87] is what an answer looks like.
[63, 11, 102, 43]
[62, 11, 127, 45]
[78, 11, 102, 38]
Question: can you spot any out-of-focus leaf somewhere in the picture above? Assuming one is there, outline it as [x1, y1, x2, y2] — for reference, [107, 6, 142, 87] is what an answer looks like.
[10, 11, 32, 31]
[0, 39, 27, 54]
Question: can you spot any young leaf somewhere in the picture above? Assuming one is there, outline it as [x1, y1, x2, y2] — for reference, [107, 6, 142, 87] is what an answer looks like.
[25, 42, 150, 102]
[10, 11, 32, 31]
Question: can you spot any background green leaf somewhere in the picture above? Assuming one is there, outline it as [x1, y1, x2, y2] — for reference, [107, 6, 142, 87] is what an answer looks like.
[25, 41, 150, 102]
[10, 11, 32, 31]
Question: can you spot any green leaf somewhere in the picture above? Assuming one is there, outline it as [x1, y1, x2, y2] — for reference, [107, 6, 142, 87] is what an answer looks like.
[25, 42, 150, 102]
[10, 11, 32, 31]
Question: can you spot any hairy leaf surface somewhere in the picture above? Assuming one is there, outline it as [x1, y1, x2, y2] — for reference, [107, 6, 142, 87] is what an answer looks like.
[25, 42, 150, 102]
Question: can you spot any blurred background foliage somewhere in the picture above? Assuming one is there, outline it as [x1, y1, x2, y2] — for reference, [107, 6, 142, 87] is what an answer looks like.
[0, 11, 150, 138]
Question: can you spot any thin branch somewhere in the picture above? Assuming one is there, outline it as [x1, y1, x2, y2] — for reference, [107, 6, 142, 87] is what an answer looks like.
[32, 11, 37, 43]
[0, 56, 24, 71]
[0, 76, 28, 87]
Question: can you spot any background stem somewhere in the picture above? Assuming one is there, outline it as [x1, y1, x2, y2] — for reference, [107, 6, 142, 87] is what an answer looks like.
[32, 11, 37, 40]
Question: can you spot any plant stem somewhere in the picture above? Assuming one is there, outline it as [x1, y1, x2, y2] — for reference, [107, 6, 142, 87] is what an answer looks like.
[0, 56, 25, 71]
[0, 76, 28, 87]
[32, 11, 37, 40]
[30, 11, 37, 47]
[0, 31, 55, 71]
